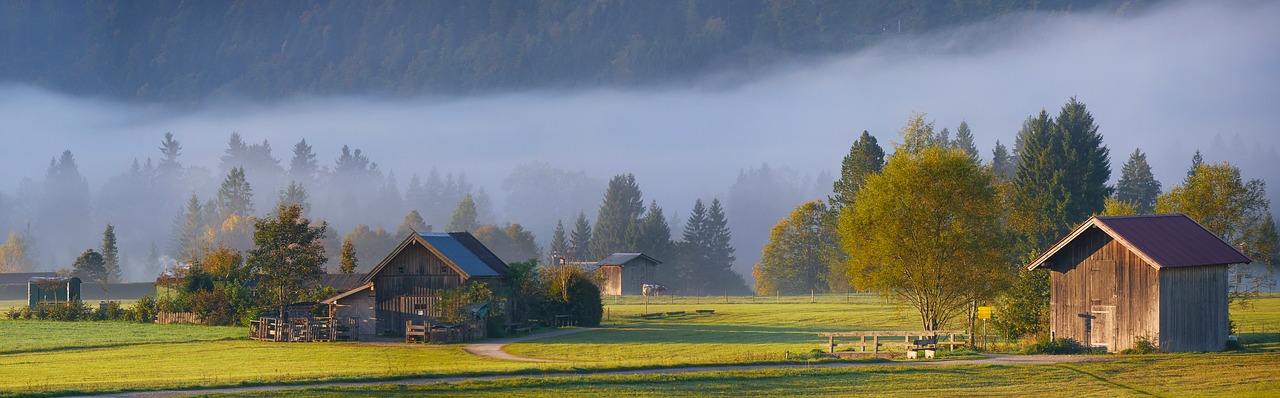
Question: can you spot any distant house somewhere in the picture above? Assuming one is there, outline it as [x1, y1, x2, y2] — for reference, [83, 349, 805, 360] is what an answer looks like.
[324, 232, 509, 336]
[593, 253, 661, 296]
[1026, 214, 1251, 352]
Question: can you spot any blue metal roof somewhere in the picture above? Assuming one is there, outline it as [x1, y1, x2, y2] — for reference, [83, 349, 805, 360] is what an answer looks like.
[418, 232, 505, 277]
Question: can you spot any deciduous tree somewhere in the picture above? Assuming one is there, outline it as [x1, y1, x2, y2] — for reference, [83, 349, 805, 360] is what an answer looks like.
[753, 200, 838, 295]
[248, 204, 328, 318]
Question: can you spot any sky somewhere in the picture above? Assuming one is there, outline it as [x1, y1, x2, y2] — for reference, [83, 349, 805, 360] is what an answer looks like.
[1, 0, 1278, 279]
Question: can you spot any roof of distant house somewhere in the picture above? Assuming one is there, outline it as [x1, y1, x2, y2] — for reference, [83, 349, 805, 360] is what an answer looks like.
[594, 253, 662, 267]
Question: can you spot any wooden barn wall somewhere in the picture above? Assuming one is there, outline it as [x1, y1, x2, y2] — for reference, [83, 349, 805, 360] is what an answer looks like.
[1049, 228, 1159, 352]
[1159, 265, 1228, 352]
[619, 259, 657, 296]
[372, 243, 463, 334]
[334, 289, 376, 338]
[600, 266, 623, 296]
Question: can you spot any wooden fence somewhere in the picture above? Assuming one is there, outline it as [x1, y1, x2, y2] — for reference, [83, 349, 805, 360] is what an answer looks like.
[249, 317, 348, 342]
[818, 330, 967, 354]
[156, 312, 203, 325]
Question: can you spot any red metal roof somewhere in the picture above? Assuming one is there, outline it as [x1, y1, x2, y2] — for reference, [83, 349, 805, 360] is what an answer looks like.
[1027, 214, 1252, 270]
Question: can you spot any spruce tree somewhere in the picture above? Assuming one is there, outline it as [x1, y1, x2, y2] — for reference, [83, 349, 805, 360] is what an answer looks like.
[703, 199, 743, 294]
[157, 132, 183, 177]
[174, 194, 207, 263]
[990, 140, 1015, 180]
[550, 220, 569, 261]
[830, 131, 885, 211]
[447, 194, 479, 232]
[101, 224, 120, 283]
[1115, 148, 1161, 214]
[676, 199, 709, 292]
[590, 174, 644, 259]
[277, 181, 310, 215]
[1186, 150, 1204, 183]
[629, 201, 675, 263]
[288, 139, 318, 185]
[216, 167, 254, 219]
[952, 121, 980, 162]
[569, 212, 592, 261]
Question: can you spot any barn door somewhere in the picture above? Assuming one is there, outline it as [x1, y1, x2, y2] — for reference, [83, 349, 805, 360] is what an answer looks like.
[1090, 305, 1115, 351]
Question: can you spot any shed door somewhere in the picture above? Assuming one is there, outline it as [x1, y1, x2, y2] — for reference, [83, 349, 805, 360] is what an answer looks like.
[1090, 305, 1115, 351]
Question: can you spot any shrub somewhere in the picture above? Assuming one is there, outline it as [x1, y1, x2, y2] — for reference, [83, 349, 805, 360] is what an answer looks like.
[128, 294, 159, 323]
[189, 290, 236, 326]
[1225, 338, 1243, 351]
[1023, 336, 1085, 355]
[1120, 336, 1158, 354]
[92, 301, 126, 321]
[4, 307, 20, 320]
[42, 300, 91, 321]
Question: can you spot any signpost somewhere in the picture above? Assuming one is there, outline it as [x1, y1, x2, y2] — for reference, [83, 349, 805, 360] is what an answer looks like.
[977, 306, 992, 350]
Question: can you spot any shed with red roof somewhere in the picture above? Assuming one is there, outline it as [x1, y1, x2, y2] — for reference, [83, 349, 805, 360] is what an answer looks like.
[1026, 214, 1251, 352]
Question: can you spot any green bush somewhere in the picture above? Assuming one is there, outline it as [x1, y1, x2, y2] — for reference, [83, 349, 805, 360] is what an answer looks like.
[92, 301, 126, 321]
[42, 300, 91, 321]
[128, 294, 159, 323]
[1120, 336, 1158, 354]
[1023, 336, 1085, 355]
[4, 307, 20, 320]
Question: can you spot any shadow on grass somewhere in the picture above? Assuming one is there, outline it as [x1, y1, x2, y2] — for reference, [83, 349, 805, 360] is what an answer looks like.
[0, 336, 246, 355]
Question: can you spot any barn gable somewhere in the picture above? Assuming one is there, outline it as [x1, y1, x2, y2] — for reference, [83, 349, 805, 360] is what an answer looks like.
[594, 253, 661, 296]
[1026, 214, 1250, 352]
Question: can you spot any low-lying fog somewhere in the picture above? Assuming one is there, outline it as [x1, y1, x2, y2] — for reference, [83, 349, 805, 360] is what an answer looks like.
[1, 1, 1277, 282]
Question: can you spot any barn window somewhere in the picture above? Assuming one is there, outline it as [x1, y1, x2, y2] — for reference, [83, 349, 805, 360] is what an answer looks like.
[398, 266, 405, 274]
[440, 266, 447, 274]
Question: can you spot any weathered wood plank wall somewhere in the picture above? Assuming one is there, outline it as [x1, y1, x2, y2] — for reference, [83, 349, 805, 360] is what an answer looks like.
[1159, 265, 1228, 352]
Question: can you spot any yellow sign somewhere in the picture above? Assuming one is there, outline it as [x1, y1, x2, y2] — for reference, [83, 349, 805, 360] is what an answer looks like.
[977, 306, 992, 320]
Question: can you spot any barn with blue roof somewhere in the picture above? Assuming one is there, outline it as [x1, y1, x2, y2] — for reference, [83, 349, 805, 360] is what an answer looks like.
[325, 232, 509, 336]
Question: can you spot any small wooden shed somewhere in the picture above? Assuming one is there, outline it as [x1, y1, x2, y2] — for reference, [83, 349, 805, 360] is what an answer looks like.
[593, 253, 661, 296]
[1026, 214, 1251, 352]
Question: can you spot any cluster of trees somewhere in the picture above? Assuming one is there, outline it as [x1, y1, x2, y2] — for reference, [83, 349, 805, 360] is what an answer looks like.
[0, 1, 1138, 101]
[755, 98, 1279, 337]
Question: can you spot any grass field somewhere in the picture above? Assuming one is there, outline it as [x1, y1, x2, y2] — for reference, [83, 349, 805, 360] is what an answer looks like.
[1, 293, 1278, 397]
[198, 353, 1280, 397]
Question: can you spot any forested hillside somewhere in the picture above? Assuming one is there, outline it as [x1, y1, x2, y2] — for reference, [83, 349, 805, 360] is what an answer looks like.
[0, 0, 1145, 101]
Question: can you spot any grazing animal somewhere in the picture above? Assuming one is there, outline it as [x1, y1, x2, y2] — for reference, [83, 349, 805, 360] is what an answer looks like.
[642, 283, 667, 297]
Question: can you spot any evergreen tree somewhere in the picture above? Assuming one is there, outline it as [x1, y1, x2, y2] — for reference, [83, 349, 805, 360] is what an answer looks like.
[157, 132, 183, 177]
[38, 150, 91, 256]
[288, 139, 319, 185]
[702, 199, 744, 294]
[952, 121, 980, 162]
[174, 194, 208, 263]
[216, 167, 254, 219]
[830, 130, 885, 211]
[550, 220, 569, 261]
[101, 224, 120, 283]
[677, 199, 709, 288]
[628, 200, 675, 263]
[71, 249, 107, 281]
[569, 211, 592, 262]
[447, 194, 479, 232]
[1186, 150, 1204, 183]
[1115, 148, 1161, 214]
[590, 174, 645, 259]
[396, 210, 430, 237]
[990, 140, 1015, 180]
[339, 237, 357, 274]
[277, 181, 310, 215]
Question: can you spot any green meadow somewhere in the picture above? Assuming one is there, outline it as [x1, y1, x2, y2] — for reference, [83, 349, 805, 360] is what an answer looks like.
[1, 293, 1277, 397]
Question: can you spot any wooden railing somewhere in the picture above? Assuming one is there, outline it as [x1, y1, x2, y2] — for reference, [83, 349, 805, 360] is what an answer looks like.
[818, 330, 967, 354]
[156, 312, 203, 325]
[249, 316, 341, 342]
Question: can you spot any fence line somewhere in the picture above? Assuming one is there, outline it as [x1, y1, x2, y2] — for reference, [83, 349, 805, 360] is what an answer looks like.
[156, 312, 203, 325]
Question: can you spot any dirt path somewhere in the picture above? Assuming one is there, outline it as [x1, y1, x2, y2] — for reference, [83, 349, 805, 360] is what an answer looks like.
[94, 353, 1109, 397]
[462, 327, 598, 362]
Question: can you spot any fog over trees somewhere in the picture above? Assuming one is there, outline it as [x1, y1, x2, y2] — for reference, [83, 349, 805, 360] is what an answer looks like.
[1, 1, 1278, 292]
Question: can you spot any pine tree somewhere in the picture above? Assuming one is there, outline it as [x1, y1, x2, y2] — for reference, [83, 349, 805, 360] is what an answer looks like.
[216, 167, 254, 219]
[288, 139, 318, 185]
[550, 220, 569, 261]
[1115, 148, 1161, 214]
[990, 140, 1015, 180]
[628, 201, 675, 264]
[830, 131, 885, 211]
[952, 121, 980, 162]
[447, 194, 479, 232]
[71, 249, 107, 281]
[590, 174, 645, 259]
[220, 133, 249, 173]
[1186, 150, 1204, 183]
[569, 212, 592, 261]
[277, 181, 310, 215]
[339, 237, 357, 274]
[703, 199, 743, 294]
[396, 210, 430, 237]
[157, 132, 183, 177]
[101, 224, 120, 283]
[174, 194, 208, 263]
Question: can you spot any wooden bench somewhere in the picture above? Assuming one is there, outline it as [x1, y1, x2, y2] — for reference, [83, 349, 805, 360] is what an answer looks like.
[818, 330, 967, 355]
[695, 309, 715, 314]
[665, 311, 686, 316]
[640, 312, 665, 318]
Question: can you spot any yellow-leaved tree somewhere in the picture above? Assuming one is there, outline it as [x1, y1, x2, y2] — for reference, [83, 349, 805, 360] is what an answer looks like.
[840, 141, 1011, 331]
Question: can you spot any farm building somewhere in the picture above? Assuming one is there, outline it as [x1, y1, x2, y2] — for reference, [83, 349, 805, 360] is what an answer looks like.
[1026, 214, 1251, 352]
[27, 276, 81, 309]
[593, 253, 661, 296]
[0, 272, 56, 285]
[324, 232, 509, 336]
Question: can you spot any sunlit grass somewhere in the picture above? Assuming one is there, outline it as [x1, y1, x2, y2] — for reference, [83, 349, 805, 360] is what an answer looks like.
[198, 352, 1280, 397]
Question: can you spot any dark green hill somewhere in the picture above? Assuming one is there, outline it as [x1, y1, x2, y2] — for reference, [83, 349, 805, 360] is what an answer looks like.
[0, 0, 1146, 101]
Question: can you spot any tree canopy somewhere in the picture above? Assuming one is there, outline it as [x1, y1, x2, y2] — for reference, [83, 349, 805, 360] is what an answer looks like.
[1115, 148, 1161, 214]
[753, 200, 839, 295]
[247, 204, 328, 317]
